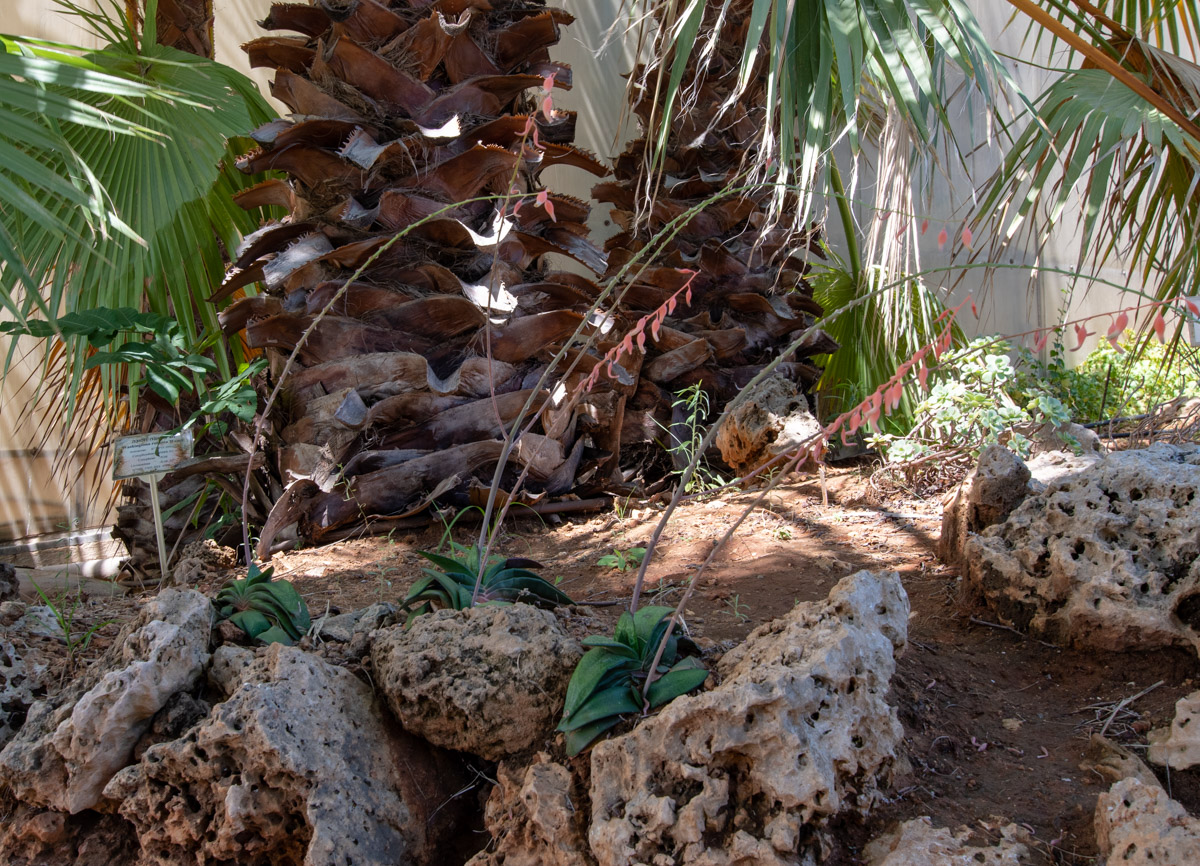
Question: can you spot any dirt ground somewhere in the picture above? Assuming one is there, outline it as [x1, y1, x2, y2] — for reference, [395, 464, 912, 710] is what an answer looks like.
[13, 462, 1200, 864]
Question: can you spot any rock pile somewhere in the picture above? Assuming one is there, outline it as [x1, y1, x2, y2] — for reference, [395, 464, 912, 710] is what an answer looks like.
[954, 443, 1200, 653]
[0, 570, 912, 866]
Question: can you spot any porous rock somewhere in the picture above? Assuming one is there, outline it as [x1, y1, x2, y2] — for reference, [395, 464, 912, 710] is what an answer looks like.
[715, 376, 821, 474]
[863, 817, 1032, 865]
[939, 445, 1031, 570]
[588, 570, 908, 866]
[170, 538, 237, 586]
[0, 794, 139, 866]
[466, 753, 593, 866]
[1079, 734, 1161, 789]
[964, 443, 1200, 653]
[0, 588, 212, 813]
[1095, 777, 1200, 865]
[317, 601, 398, 642]
[1147, 689, 1200, 770]
[372, 603, 581, 761]
[11, 605, 66, 641]
[105, 643, 473, 866]
[1, 641, 42, 749]
[0, 562, 17, 602]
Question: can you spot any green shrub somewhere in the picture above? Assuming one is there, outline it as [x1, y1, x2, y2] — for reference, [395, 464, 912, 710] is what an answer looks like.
[869, 337, 1071, 465]
[558, 606, 707, 756]
[1014, 333, 1200, 422]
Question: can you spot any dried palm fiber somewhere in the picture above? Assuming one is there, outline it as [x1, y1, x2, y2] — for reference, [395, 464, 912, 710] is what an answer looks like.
[592, 0, 835, 470]
[219, 0, 626, 555]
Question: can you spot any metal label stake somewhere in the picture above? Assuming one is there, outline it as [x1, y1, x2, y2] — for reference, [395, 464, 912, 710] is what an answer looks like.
[113, 430, 194, 584]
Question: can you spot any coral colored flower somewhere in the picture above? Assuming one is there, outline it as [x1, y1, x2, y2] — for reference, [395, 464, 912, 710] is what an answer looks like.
[1071, 322, 1093, 351]
[961, 225, 973, 248]
[937, 228, 948, 250]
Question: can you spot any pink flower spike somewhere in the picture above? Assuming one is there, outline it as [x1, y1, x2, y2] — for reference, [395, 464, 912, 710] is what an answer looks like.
[1154, 312, 1168, 342]
[918, 361, 930, 391]
[920, 219, 929, 234]
[650, 317, 661, 341]
[511, 199, 523, 217]
[532, 125, 542, 150]
[962, 225, 974, 248]
[1187, 298, 1200, 317]
[1034, 331, 1050, 353]
[665, 296, 676, 315]
[542, 73, 556, 93]
[846, 412, 861, 436]
[636, 330, 646, 351]
[1071, 322, 1093, 352]
[970, 297, 978, 318]
[937, 228, 948, 250]
[541, 95, 554, 120]
[522, 116, 534, 136]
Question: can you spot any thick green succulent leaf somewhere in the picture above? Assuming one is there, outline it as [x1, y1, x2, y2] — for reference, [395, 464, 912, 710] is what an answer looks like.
[416, 550, 475, 578]
[614, 611, 637, 651]
[562, 648, 638, 722]
[564, 715, 625, 758]
[557, 683, 641, 732]
[580, 636, 640, 659]
[487, 574, 574, 606]
[647, 660, 709, 709]
[633, 606, 675, 643]
[228, 609, 271, 640]
[254, 625, 296, 646]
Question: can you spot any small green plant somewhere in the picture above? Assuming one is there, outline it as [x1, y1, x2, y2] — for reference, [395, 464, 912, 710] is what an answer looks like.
[726, 593, 751, 623]
[558, 605, 708, 756]
[659, 383, 727, 493]
[31, 580, 115, 668]
[215, 563, 311, 645]
[401, 546, 573, 623]
[597, 547, 647, 572]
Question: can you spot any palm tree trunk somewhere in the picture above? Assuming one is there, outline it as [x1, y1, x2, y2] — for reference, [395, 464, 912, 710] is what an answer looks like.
[154, 0, 214, 57]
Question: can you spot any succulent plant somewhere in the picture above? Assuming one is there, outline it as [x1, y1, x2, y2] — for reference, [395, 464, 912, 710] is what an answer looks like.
[215, 563, 311, 645]
[558, 605, 707, 756]
[401, 546, 572, 623]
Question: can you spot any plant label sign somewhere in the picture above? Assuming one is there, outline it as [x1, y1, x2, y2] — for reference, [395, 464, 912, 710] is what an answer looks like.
[112, 429, 194, 480]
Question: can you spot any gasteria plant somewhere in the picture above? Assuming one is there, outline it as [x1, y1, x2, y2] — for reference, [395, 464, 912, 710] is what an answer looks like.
[215, 563, 311, 646]
[401, 547, 573, 624]
[558, 605, 707, 757]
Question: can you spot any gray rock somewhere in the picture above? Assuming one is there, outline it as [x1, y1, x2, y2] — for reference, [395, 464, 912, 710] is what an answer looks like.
[372, 603, 581, 761]
[0, 588, 212, 813]
[940, 445, 1031, 570]
[105, 643, 471, 866]
[863, 818, 1032, 865]
[964, 443, 1200, 653]
[0, 641, 42, 749]
[317, 601, 398, 643]
[588, 571, 908, 866]
[12, 605, 66, 641]
[0, 600, 26, 627]
[0, 562, 17, 602]
[1095, 777, 1200, 865]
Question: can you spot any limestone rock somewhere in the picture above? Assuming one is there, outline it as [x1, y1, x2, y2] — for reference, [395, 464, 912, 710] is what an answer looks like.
[0, 588, 212, 813]
[1, 599, 26, 627]
[588, 571, 908, 866]
[1095, 777, 1200, 865]
[1079, 734, 1161, 789]
[0, 562, 17, 602]
[963, 443, 1200, 653]
[1029, 421, 1101, 457]
[1147, 689, 1200, 770]
[0, 795, 139, 866]
[466, 753, 593, 866]
[11, 605, 66, 641]
[863, 818, 1032, 865]
[1, 641, 42, 748]
[939, 445, 1031, 570]
[715, 376, 821, 474]
[317, 601, 398, 642]
[1024, 448, 1100, 488]
[372, 603, 581, 761]
[171, 538, 237, 586]
[105, 644, 472, 866]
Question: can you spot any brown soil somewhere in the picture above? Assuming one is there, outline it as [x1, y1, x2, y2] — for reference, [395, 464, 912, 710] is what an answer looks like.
[17, 464, 1200, 864]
